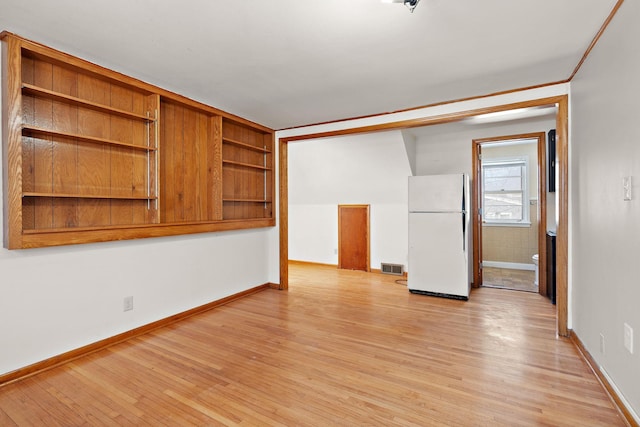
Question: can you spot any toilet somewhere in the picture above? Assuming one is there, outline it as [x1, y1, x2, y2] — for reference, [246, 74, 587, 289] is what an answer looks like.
[532, 254, 539, 287]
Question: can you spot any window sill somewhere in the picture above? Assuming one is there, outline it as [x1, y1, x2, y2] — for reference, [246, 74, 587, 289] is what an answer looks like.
[482, 221, 531, 228]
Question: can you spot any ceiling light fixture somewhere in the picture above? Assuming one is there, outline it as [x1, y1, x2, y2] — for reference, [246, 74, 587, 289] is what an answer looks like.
[382, 0, 421, 13]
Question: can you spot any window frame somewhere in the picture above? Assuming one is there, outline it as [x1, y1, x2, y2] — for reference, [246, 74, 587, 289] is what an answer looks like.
[481, 156, 530, 226]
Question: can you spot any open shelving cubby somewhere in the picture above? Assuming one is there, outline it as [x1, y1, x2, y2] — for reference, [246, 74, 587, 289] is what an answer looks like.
[221, 118, 274, 220]
[18, 44, 160, 234]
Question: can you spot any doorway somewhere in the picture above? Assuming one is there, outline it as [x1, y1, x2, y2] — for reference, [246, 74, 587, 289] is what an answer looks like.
[338, 204, 370, 271]
[471, 133, 548, 297]
[279, 95, 569, 336]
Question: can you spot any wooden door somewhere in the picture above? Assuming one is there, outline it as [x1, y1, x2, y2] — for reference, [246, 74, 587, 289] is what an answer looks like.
[472, 143, 483, 287]
[472, 132, 548, 294]
[338, 205, 370, 271]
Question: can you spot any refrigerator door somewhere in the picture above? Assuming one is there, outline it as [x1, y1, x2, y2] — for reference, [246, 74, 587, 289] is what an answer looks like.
[408, 174, 465, 213]
[408, 212, 469, 299]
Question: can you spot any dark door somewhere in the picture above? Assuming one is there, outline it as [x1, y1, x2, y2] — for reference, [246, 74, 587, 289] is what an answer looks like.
[338, 205, 370, 271]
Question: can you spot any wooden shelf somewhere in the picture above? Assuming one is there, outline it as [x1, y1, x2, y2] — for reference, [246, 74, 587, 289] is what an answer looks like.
[23, 192, 157, 201]
[223, 198, 272, 203]
[22, 83, 155, 122]
[21, 217, 274, 236]
[3, 33, 275, 249]
[22, 126, 157, 151]
[223, 137, 271, 153]
[222, 160, 271, 171]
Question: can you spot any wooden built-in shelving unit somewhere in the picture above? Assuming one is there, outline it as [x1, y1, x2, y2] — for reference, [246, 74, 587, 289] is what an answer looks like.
[221, 119, 273, 221]
[1, 32, 275, 249]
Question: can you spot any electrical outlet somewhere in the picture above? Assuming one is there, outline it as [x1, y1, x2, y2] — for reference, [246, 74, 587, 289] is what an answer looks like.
[623, 176, 632, 201]
[599, 333, 605, 354]
[334, 248, 338, 255]
[123, 296, 134, 312]
[624, 323, 634, 354]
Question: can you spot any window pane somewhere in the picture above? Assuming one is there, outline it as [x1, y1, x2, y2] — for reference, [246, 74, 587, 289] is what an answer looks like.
[482, 160, 526, 222]
[484, 165, 522, 178]
[484, 193, 523, 220]
[484, 176, 522, 192]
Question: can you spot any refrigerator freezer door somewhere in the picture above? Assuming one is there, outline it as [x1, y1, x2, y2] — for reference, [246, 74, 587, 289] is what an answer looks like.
[408, 174, 464, 213]
[408, 212, 469, 299]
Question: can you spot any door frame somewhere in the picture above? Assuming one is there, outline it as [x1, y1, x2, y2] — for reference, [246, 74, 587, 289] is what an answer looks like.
[279, 94, 569, 337]
[471, 132, 548, 298]
[338, 204, 370, 271]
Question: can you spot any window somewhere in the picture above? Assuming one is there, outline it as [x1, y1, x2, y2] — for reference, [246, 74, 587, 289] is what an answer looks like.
[482, 157, 529, 225]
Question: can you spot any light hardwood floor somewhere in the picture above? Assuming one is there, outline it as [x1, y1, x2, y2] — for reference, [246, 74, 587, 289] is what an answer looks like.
[0, 263, 625, 426]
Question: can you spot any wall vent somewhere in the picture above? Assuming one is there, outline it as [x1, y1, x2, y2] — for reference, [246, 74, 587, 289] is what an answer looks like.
[381, 263, 404, 275]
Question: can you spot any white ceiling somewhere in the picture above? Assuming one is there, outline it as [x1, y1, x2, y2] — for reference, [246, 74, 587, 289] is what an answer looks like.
[0, 0, 618, 130]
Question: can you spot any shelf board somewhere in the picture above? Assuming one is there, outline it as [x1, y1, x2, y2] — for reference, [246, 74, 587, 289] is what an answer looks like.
[223, 198, 272, 203]
[222, 160, 271, 171]
[223, 137, 271, 153]
[22, 84, 155, 122]
[22, 125, 157, 151]
[21, 217, 275, 238]
[23, 192, 157, 200]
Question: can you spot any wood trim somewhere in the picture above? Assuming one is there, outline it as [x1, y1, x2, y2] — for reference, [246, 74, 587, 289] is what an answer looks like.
[537, 131, 548, 298]
[556, 97, 569, 337]
[279, 94, 569, 336]
[2, 35, 23, 249]
[276, 80, 569, 132]
[281, 97, 562, 143]
[569, 331, 638, 427]
[471, 132, 547, 289]
[471, 141, 482, 287]
[471, 132, 547, 295]
[568, 0, 626, 81]
[0, 284, 271, 387]
[17, 218, 275, 249]
[288, 260, 337, 268]
[278, 139, 289, 290]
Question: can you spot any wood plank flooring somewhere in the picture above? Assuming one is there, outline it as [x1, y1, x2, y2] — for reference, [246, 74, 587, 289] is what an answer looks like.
[0, 263, 625, 426]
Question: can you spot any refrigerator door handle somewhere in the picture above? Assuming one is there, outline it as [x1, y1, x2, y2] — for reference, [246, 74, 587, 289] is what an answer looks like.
[462, 211, 466, 251]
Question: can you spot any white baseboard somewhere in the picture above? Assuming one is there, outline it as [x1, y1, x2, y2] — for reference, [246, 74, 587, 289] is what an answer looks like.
[483, 261, 535, 271]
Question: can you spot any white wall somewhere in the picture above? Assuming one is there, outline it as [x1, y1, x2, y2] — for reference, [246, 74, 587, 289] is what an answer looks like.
[288, 131, 411, 268]
[412, 117, 556, 232]
[412, 117, 554, 178]
[571, 0, 640, 418]
[0, 63, 273, 376]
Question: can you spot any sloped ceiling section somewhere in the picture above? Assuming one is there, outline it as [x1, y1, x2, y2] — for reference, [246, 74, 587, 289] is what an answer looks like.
[0, 0, 618, 129]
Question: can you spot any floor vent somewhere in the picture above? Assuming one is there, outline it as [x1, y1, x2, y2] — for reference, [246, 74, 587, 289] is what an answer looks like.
[381, 263, 404, 275]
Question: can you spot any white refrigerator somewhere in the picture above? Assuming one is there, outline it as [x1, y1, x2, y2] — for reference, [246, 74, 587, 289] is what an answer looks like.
[408, 174, 471, 300]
